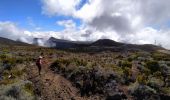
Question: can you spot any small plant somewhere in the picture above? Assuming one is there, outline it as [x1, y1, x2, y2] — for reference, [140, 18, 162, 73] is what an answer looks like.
[146, 60, 160, 74]
[16, 58, 24, 64]
[137, 74, 147, 85]
[12, 69, 24, 77]
[6, 86, 20, 99]
[23, 82, 34, 95]
[122, 60, 132, 68]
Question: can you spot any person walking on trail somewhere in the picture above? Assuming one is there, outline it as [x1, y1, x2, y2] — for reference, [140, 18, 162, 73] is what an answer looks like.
[36, 56, 43, 75]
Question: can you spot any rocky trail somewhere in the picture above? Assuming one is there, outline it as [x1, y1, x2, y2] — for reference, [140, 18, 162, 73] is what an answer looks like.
[26, 61, 99, 100]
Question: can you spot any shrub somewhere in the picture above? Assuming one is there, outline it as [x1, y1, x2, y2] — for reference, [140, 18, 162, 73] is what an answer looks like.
[137, 74, 147, 85]
[167, 63, 170, 67]
[12, 69, 24, 77]
[122, 67, 131, 85]
[0, 54, 7, 60]
[127, 57, 133, 62]
[6, 86, 20, 99]
[0, 81, 36, 100]
[123, 67, 131, 77]
[161, 87, 170, 95]
[122, 60, 132, 68]
[23, 82, 34, 95]
[73, 58, 87, 66]
[146, 61, 160, 73]
[16, 58, 24, 64]
[147, 77, 164, 92]
[142, 68, 151, 76]
[132, 85, 157, 100]
[50, 58, 71, 73]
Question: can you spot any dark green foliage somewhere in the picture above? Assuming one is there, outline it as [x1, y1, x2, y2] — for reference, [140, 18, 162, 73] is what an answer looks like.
[73, 58, 87, 66]
[137, 74, 147, 85]
[6, 86, 20, 99]
[122, 60, 132, 68]
[23, 83, 34, 95]
[167, 63, 170, 66]
[16, 57, 24, 64]
[146, 61, 160, 73]
[132, 85, 157, 100]
[127, 57, 133, 62]
[0, 54, 7, 59]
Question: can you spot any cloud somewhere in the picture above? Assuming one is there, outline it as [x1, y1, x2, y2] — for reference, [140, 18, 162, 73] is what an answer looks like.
[41, 0, 80, 16]
[57, 19, 76, 30]
[41, 0, 170, 31]
[40, 0, 170, 49]
[0, 20, 87, 45]
[0, 21, 26, 40]
[41, 0, 142, 33]
[118, 27, 170, 49]
[1, 20, 170, 49]
[0, 21, 49, 44]
[139, 0, 170, 26]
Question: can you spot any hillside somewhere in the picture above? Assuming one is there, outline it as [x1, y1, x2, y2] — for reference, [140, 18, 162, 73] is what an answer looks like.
[47, 37, 164, 52]
[0, 37, 31, 46]
[0, 37, 170, 100]
[91, 39, 124, 47]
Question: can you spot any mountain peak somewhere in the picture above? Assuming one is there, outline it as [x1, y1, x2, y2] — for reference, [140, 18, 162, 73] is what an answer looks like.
[92, 39, 123, 47]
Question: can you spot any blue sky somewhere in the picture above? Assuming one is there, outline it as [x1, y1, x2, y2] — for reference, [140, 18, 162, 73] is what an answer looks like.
[0, 0, 82, 31]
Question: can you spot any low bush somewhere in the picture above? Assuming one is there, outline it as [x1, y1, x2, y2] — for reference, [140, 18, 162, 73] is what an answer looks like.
[6, 86, 20, 99]
[122, 60, 132, 68]
[146, 60, 160, 74]
[0, 81, 36, 100]
[132, 85, 157, 100]
[23, 82, 34, 95]
[137, 74, 147, 85]
[147, 77, 164, 92]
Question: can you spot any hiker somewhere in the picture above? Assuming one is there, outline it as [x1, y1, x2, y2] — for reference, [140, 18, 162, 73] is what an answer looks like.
[36, 56, 43, 75]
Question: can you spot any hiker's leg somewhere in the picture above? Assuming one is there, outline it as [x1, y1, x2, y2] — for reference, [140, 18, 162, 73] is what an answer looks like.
[39, 65, 41, 75]
[38, 65, 41, 75]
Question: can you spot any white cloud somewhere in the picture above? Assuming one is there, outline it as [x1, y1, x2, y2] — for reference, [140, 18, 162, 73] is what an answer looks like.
[40, 0, 170, 49]
[0, 21, 25, 40]
[1, 20, 170, 49]
[0, 21, 87, 44]
[74, 0, 103, 22]
[0, 21, 50, 44]
[57, 19, 76, 30]
[41, 0, 80, 16]
[41, 0, 170, 31]
[119, 27, 170, 49]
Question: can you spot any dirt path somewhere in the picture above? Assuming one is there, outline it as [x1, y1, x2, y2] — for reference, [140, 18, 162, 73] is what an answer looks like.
[26, 61, 95, 100]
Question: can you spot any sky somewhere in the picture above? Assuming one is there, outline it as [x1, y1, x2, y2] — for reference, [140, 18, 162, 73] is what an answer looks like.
[0, 0, 170, 49]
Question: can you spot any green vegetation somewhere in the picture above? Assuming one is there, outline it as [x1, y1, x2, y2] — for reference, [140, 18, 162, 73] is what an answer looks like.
[146, 60, 160, 73]
[1, 43, 170, 99]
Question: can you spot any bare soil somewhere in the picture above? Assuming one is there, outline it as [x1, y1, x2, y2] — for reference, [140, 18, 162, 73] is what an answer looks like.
[26, 61, 101, 100]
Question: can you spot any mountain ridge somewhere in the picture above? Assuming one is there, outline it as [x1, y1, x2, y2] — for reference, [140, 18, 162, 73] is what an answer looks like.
[0, 36, 165, 52]
[47, 37, 165, 52]
[0, 37, 32, 46]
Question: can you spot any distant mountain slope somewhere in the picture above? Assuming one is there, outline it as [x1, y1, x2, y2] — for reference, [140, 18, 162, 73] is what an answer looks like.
[47, 37, 165, 52]
[119, 44, 164, 52]
[91, 39, 124, 47]
[0, 37, 31, 46]
[47, 37, 91, 48]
